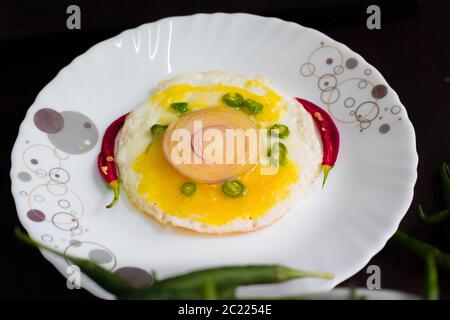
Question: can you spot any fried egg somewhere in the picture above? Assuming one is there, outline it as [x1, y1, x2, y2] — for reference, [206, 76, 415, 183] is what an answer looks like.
[115, 71, 322, 234]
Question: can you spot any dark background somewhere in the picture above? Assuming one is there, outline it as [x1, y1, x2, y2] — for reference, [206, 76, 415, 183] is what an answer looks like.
[1, 0, 449, 299]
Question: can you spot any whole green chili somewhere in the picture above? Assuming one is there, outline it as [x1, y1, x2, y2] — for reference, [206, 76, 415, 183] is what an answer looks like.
[416, 205, 449, 224]
[425, 254, 439, 300]
[392, 230, 450, 270]
[416, 163, 450, 225]
[16, 228, 333, 300]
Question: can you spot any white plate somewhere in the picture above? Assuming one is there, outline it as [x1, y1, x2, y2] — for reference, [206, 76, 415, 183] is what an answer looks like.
[11, 13, 418, 299]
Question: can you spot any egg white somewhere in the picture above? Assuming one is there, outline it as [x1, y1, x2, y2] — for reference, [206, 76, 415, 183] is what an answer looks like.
[115, 71, 322, 234]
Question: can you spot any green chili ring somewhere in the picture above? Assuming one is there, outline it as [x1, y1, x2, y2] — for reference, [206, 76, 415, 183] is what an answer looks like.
[181, 182, 196, 196]
[171, 102, 189, 114]
[270, 124, 290, 139]
[268, 142, 288, 166]
[222, 180, 246, 198]
[223, 92, 244, 108]
[150, 124, 168, 137]
[243, 99, 263, 114]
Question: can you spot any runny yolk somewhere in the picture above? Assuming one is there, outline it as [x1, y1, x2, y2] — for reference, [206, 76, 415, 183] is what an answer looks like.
[132, 138, 299, 226]
[149, 81, 285, 123]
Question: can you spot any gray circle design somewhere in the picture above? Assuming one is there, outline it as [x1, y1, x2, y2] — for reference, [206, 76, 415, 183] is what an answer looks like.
[53, 148, 70, 160]
[71, 228, 84, 236]
[33, 194, 45, 203]
[344, 97, 355, 108]
[345, 58, 358, 69]
[41, 234, 54, 242]
[114, 267, 153, 288]
[364, 68, 372, 75]
[46, 181, 69, 196]
[333, 65, 344, 75]
[64, 241, 117, 271]
[18, 172, 32, 182]
[49, 167, 70, 184]
[355, 101, 380, 123]
[357, 80, 368, 89]
[52, 212, 80, 231]
[89, 249, 113, 264]
[318, 74, 337, 92]
[379, 124, 391, 134]
[48, 111, 99, 155]
[35, 169, 47, 177]
[22, 144, 62, 175]
[391, 105, 401, 115]
[58, 199, 71, 209]
[19, 191, 28, 197]
[69, 240, 82, 247]
[300, 63, 315, 77]
[320, 87, 340, 105]
[360, 120, 371, 129]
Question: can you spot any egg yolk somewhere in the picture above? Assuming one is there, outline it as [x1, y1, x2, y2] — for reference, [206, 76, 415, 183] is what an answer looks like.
[149, 80, 285, 123]
[132, 137, 299, 226]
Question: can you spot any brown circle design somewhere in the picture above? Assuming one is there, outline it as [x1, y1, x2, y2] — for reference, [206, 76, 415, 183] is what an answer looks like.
[318, 74, 337, 92]
[34, 108, 64, 134]
[371, 84, 388, 99]
[345, 58, 358, 69]
[391, 105, 401, 115]
[300, 63, 315, 77]
[49, 167, 70, 184]
[114, 267, 153, 288]
[27, 209, 46, 222]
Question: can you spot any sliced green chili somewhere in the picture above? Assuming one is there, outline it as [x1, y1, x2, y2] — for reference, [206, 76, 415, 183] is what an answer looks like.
[268, 142, 288, 166]
[171, 102, 189, 114]
[150, 124, 168, 137]
[223, 92, 244, 108]
[270, 124, 290, 139]
[222, 180, 246, 197]
[243, 99, 263, 114]
[181, 182, 196, 196]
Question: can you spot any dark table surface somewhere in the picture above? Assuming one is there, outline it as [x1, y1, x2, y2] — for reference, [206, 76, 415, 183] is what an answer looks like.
[1, 0, 449, 299]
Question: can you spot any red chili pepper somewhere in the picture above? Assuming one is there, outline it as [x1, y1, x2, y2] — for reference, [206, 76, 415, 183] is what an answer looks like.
[295, 98, 340, 188]
[98, 113, 129, 208]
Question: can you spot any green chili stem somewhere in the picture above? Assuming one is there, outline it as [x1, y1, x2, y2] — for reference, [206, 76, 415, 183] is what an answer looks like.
[416, 205, 449, 224]
[425, 254, 439, 300]
[392, 230, 450, 270]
